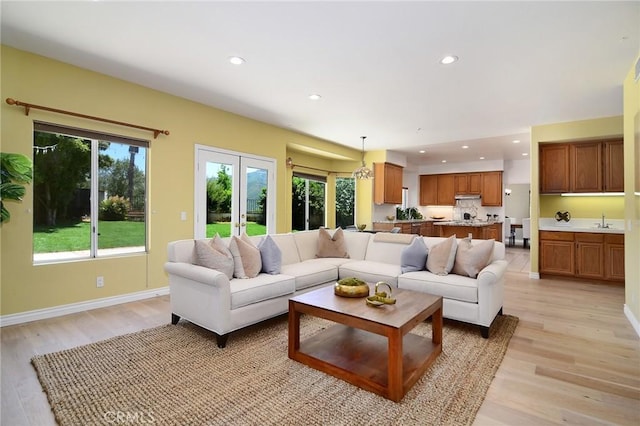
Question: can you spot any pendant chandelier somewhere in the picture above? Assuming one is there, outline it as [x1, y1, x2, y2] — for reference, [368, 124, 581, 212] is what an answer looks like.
[352, 136, 374, 179]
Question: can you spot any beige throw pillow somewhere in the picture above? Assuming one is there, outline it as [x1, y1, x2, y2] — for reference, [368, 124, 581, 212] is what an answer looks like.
[228, 233, 262, 279]
[452, 238, 494, 278]
[316, 227, 349, 258]
[426, 235, 458, 276]
[193, 235, 234, 280]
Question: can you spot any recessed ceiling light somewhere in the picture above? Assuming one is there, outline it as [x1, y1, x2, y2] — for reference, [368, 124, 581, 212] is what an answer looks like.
[522, 153, 529, 156]
[440, 55, 458, 65]
[441, 160, 447, 163]
[462, 145, 469, 149]
[308, 94, 322, 101]
[512, 140, 520, 144]
[228, 56, 245, 65]
[419, 150, 425, 154]
[479, 157, 485, 160]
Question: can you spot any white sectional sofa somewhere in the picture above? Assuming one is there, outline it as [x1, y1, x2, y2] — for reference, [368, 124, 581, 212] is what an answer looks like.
[164, 229, 507, 347]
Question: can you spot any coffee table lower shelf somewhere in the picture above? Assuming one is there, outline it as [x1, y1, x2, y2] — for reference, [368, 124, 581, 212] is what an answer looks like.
[291, 323, 441, 401]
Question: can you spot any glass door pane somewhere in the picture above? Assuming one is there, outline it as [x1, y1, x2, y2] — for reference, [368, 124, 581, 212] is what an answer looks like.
[308, 180, 326, 230]
[242, 163, 269, 236]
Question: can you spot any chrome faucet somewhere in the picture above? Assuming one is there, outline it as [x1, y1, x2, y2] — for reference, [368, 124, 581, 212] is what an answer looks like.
[596, 214, 610, 229]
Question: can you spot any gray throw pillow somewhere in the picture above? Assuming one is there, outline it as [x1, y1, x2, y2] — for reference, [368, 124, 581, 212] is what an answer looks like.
[401, 237, 428, 273]
[258, 235, 282, 274]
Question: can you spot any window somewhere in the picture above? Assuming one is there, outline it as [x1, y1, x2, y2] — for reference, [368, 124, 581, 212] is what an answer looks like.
[33, 122, 148, 262]
[335, 177, 355, 229]
[292, 173, 326, 231]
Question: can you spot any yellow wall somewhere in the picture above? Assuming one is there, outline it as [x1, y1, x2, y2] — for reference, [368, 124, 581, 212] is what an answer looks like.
[623, 56, 640, 325]
[0, 46, 362, 316]
[539, 196, 625, 219]
[530, 116, 624, 274]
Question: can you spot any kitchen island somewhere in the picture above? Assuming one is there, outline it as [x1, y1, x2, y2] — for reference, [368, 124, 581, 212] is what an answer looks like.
[434, 221, 502, 241]
[372, 220, 439, 237]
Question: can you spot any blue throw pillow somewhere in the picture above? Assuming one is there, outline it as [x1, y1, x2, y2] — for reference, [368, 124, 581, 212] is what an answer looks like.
[258, 235, 282, 274]
[400, 237, 428, 273]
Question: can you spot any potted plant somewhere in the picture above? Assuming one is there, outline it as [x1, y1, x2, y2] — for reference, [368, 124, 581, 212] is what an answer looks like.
[1, 153, 33, 225]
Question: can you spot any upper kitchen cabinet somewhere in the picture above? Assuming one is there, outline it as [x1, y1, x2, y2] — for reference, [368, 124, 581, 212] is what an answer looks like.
[540, 139, 623, 194]
[374, 162, 403, 204]
[540, 143, 570, 193]
[454, 173, 481, 195]
[571, 142, 602, 192]
[481, 171, 503, 206]
[603, 139, 624, 192]
[419, 173, 455, 206]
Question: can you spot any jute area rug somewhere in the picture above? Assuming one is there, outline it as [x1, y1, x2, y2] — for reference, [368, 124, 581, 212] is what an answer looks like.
[32, 314, 518, 426]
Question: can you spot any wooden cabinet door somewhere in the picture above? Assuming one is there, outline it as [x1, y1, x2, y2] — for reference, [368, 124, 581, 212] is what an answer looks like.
[436, 174, 455, 205]
[571, 142, 602, 192]
[605, 234, 625, 282]
[419, 175, 438, 205]
[576, 239, 604, 279]
[420, 222, 435, 237]
[540, 144, 570, 193]
[481, 171, 502, 206]
[454, 174, 468, 194]
[374, 163, 403, 204]
[483, 225, 499, 241]
[604, 139, 624, 192]
[468, 173, 482, 194]
[540, 240, 575, 276]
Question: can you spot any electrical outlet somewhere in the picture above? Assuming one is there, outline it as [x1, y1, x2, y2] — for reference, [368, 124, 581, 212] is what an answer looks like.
[96, 276, 104, 288]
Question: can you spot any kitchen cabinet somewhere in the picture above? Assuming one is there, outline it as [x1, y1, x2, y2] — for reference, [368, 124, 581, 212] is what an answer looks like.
[419, 175, 438, 205]
[419, 174, 454, 206]
[539, 231, 575, 276]
[373, 162, 403, 205]
[420, 221, 437, 237]
[575, 233, 604, 279]
[481, 171, 503, 206]
[540, 139, 623, 194]
[482, 223, 502, 241]
[604, 140, 624, 192]
[454, 173, 481, 195]
[604, 234, 625, 282]
[571, 142, 602, 192]
[420, 172, 488, 206]
[539, 231, 624, 282]
[540, 144, 570, 193]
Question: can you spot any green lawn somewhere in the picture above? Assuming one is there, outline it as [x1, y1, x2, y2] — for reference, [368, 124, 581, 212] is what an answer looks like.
[34, 221, 145, 253]
[206, 222, 266, 238]
[33, 221, 266, 253]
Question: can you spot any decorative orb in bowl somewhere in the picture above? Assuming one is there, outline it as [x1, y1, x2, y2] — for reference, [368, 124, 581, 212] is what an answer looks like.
[356, 224, 367, 232]
[386, 215, 395, 221]
[334, 277, 369, 298]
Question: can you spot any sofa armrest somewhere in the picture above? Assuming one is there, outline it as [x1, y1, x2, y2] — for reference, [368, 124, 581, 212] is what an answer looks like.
[477, 259, 508, 285]
[164, 262, 230, 289]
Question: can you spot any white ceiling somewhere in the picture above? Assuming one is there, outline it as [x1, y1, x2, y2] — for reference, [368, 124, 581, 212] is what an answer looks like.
[2, 1, 638, 167]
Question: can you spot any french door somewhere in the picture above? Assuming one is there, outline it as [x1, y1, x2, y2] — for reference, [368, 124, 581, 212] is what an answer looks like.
[195, 146, 275, 239]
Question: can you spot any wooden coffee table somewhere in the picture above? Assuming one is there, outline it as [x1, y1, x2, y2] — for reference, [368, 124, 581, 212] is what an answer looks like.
[288, 284, 442, 402]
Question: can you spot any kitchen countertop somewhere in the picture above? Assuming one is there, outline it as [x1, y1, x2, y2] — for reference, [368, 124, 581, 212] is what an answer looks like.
[434, 221, 502, 227]
[538, 218, 624, 234]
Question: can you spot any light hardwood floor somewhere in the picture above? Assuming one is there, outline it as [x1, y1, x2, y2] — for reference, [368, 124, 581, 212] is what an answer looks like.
[1, 247, 638, 425]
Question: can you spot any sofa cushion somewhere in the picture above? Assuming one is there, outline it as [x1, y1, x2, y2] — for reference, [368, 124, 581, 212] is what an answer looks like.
[229, 233, 261, 279]
[268, 233, 301, 265]
[281, 259, 338, 290]
[398, 271, 478, 303]
[193, 237, 234, 280]
[341, 231, 371, 260]
[258, 235, 282, 275]
[401, 236, 428, 273]
[316, 227, 349, 258]
[338, 260, 402, 287]
[452, 238, 494, 278]
[230, 274, 296, 309]
[426, 235, 458, 275]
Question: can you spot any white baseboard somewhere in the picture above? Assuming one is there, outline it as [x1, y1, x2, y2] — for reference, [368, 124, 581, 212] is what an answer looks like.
[529, 272, 540, 279]
[624, 304, 640, 338]
[0, 287, 170, 327]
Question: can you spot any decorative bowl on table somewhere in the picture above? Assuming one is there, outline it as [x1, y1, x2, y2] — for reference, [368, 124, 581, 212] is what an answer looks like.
[356, 224, 367, 232]
[334, 277, 369, 298]
[366, 281, 396, 307]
